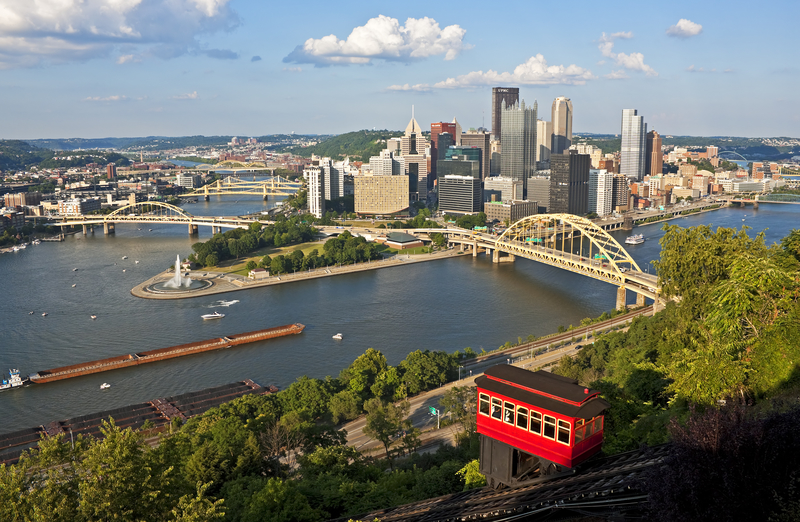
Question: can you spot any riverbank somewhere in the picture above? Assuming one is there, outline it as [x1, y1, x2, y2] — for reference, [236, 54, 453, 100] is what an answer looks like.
[632, 202, 726, 229]
[131, 248, 469, 300]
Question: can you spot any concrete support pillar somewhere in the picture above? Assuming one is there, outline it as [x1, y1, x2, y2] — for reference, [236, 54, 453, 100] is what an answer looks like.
[753, 201, 758, 210]
[103, 222, 115, 235]
[493, 248, 499, 263]
[636, 293, 646, 307]
[492, 249, 516, 263]
[458, 242, 464, 253]
[622, 216, 634, 231]
[189, 224, 199, 235]
[616, 286, 627, 310]
[82, 225, 88, 235]
[204, 195, 210, 201]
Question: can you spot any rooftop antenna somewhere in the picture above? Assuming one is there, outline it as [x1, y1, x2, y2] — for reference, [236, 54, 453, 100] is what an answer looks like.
[412, 105, 415, 120]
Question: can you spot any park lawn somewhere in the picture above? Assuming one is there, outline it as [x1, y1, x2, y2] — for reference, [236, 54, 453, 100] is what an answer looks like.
[379, 246, 432, 255]
[206, 240, 327, 275]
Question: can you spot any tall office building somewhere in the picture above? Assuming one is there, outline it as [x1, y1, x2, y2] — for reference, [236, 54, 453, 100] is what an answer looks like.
[400, 115, 431, 202]
[551, 97, 573, 155]
[491, 87, 520, 140]
[461, 130, 491, 180]
[549, 151, 590, 215]
[526, 175, 550, 213]
[620, 109, 647, 181]
[438, 175, 482, 215]
[484, 176, 523, 202]
[588, 169, 613, 216]
[535, 119, 552, 166]
[354, 175, 409, 215]
[304, 166, 325, 218]
[430, 122, 456, 179]
[500, 99, 537, 191]
[645, 130, 663, 176]
[612, 174, 630, 212]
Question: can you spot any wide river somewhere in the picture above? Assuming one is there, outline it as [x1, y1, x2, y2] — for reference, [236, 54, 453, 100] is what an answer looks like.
[1, 197, 798, 433]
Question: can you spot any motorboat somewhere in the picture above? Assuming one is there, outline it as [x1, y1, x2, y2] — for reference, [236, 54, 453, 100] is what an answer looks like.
[72, 284, 77, 288]
[91, 315, 97, 320]
[332, 333, 343, 340]
[201, 311, 225, 320]
[73, 268, 78, 271]
[29, 311, 34, 315]
[625, 234, 645, 245]
[122, 256, 128, 260]
[135, 260, 140, 264]
[41, 312, 48, 317]
[100, 383, 111, 390]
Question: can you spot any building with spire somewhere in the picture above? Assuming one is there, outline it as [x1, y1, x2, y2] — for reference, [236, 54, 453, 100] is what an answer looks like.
[398, 110, 431, 202]
[551, 97, 573, 155]
[500, 99, 537, 193]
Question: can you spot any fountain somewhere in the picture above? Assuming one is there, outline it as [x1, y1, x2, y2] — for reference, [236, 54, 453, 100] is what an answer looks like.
[164, 254, 192, 288]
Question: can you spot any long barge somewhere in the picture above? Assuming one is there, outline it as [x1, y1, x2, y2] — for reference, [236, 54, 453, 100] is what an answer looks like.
[28, 323, 305, 384]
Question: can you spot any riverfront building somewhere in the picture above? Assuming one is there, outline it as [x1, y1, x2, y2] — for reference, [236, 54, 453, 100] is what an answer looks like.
[549, 151, 589, 215]
[620, 109, 647, 181]
[526, 175, 551, 213]
[57, 197, 102, 216]
[551, 97, 573, 155]
[484, 176, 523, 203]
[484, 200, 538, 225]
[354, 174, 409, 216]
[438, 175, 482, 215]
[304, 166, 325, 218]
[588, 169, 613, 216]
[500, 99, 537, 193]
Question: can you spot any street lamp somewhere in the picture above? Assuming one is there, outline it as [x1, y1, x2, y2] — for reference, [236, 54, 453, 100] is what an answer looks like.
[458, 365, 464, 380]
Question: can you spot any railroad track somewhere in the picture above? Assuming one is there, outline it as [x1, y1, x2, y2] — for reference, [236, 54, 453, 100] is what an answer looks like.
[334, 444, 668, 522]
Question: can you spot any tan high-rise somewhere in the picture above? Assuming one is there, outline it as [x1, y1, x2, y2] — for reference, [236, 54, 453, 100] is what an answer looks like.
[551, 97, 573, 155]
[645, 130, 663, 176]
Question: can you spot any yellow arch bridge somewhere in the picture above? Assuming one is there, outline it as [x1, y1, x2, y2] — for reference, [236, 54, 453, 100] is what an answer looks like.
[180, 176, 302, 200]
[441, 214, 660, 310]
[51, 201, 261, 236]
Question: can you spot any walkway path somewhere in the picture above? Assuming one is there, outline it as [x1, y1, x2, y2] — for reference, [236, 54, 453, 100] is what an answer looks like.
[131, 249, 469, 300]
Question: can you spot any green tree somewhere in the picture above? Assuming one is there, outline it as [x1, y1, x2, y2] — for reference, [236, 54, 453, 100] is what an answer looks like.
[362, 398, 410, 468]
[170, 482, 225, 522]
[205, 253, 219, 267]
[439, 386, 477, 438]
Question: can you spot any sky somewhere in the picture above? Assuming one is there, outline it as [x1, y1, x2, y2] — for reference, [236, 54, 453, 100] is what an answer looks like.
[1, 0, 798, 140]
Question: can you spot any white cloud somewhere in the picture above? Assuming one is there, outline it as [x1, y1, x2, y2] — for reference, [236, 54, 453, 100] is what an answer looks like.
[283, 15, 469, 66]
[426, 54, 594, 89]
[282, 67, 302, 73]
[173, 91, 199, 100]
[117, 54, 138, 64]
[84, 95, 128, 102]
[0, 0, 238, 69]
[667, 19, 703, 38]
[387, 83, 431, 92]
[605, 70, 628, 80]
[597, 32, 657, 76]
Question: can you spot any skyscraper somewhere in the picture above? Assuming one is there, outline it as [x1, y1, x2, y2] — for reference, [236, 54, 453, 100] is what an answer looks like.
[430, 122, 456, 179]
[400, 115, 431, 202]
[551, 97, 573, 155]
[549, 150, 590, 215]
[588, 169, 613, 216]
[500, 99, 537, 192]
[460, 130, 491, 180]
[620, 109, 647, 181]
[645, 130, 663, 176]
[304, 165, 325, 218]
[492, 87, 519, 140]
[535, 119, 552, 166]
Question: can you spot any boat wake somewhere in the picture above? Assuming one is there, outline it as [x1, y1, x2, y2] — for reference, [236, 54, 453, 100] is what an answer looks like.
[209, 300, 239, 308]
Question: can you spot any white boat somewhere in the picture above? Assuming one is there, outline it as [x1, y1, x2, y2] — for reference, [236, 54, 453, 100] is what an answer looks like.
[122, 256, 128, 260]
[332, 333, 343, 340]
[91, 315, 97, 320]
[625, 234, 645, 245]
[73, 268, 78, 271]
[100, 383, 111, 389]
[42, 312, 48, 317]
[201, 311, 225, 320]
[135, 260, 140, 264]
[72, 284, 77, 288]
[28, 311, 34, 315]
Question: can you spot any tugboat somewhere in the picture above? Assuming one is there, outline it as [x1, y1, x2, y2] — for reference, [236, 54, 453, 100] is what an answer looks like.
[0, 369, 28, 390]
[201, 311, 225, 320]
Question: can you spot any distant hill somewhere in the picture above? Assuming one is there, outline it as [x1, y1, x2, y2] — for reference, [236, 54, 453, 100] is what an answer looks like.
[280, 130, 404, 163]
[0, 140, 53, 170]
[26, 134, 323, 152]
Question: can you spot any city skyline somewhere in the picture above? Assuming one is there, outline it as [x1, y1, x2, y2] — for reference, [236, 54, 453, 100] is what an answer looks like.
[1, 1, 797, 139]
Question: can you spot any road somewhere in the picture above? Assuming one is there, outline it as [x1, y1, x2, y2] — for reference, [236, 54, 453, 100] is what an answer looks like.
[344, 306, 654, 455]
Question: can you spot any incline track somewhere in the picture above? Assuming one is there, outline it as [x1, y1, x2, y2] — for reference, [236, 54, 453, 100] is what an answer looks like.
[335, 445, 668, 522]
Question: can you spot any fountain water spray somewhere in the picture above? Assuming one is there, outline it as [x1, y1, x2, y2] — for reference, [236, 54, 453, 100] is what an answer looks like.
[164, 254, 192, 289]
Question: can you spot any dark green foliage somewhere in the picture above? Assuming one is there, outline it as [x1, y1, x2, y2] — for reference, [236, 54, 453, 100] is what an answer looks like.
[0, 140, 54, 169]
[283, 130, 404, 163]
[443, 212, 486, 230]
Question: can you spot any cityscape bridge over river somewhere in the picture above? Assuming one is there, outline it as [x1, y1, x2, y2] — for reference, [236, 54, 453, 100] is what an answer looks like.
[179, 175, 302, 200]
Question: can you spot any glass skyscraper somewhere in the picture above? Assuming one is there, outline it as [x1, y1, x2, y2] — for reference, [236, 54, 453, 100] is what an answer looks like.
[620, 109, 647, 181]
[500, 99, 537, 194]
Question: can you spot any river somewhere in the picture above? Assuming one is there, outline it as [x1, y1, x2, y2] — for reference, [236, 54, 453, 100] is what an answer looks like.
[1, 198, 797, 433]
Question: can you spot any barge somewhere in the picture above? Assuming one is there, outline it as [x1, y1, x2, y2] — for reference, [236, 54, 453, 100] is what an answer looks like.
[28, 323, 305, 384]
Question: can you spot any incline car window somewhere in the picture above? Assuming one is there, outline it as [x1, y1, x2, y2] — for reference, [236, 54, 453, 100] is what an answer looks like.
[504, 401, 515, 424]
[516, 407, 528, 430]
[479, 393, 490, 416]
[491, 398, 502, 419]
[557, 420, 571, 445]
[543, 415, 556, 440]
[530, 411, 542, 435]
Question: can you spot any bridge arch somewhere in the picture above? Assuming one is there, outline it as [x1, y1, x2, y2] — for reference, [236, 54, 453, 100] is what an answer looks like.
[496, 214, 643, 281]
[718, 150, 749, 163]
[107, 201, 194, 221]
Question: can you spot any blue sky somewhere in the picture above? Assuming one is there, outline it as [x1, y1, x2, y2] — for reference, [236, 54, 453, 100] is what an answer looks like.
[1, 0, 797, 140]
